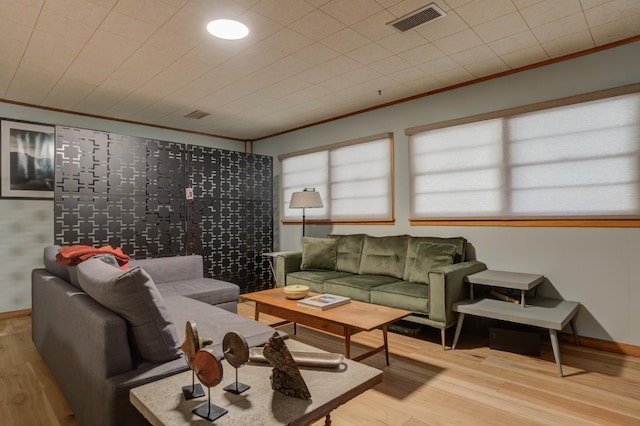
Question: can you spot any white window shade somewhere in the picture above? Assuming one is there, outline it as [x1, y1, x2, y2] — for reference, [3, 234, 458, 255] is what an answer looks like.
[282, 151, 329, 221]
[330, 139, 392, 221]
[280, 134, 393, 222]
[410, 119, 503, 218]
[408, 90, 640, 221]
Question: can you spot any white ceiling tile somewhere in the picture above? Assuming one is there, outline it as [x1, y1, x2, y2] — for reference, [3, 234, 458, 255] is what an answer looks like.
[359, 75, 397, 91]
[402, 74, 441, 91]
[101, 47, 176, 91]
[398, 43, 445, 65]
[532, 13, 590, 43]
[72, 86, 128, 115]
[387, 66, 428, 83]
[347, 43, 393, 65]
[36, 7, 96, 43]
[306, 0, 331, 9]
[456, 0, 517, 26]
[105, 94, 163, 118]
[289, 9, 345, 41]
[43, 0, 111, 27]
[432, 29, 484, 55]
[114, 0, 181, 26]
[374, 0, 406, 7]
[580, 0, 614, 9]
[318, 75, 357, 91]
[369, 55, 413, 74]
[41, 79, 97, 110]
[464, 56, 509, 77]
[130, 101, 183, 123]
[0, 0, 41, 26]
[415, 11, 470, 42]
[318, 55, 362, 75]
[236, 9, 283, 43]
[584, 0, 640, 27]
[500, 44, 549, 68]
[450, 45, 496, 66]
[351, 10, 398, 41]
[541, 29, 595, 57]
[292, 43, 341, 65]
[417, 55, 460, 74]
[261, 27, 315, 54]
[377, 30, 429, 54]
[432, 65, 474, 85]
[444, 0, 473, 7]
[145, 29, 201, 59]
[520, 0, 583, 28]
[251, 0, 315, 25]
[0, 19, 32, 57]
[320, 28, 370, 53]
[21, 29, 84, 78]
[5, 68, 57, 104]
[320, 0, 384, 26]
[99, 11, 157, 43]
[0, 54, 21, 97]
[294, 66, 336, 85]
[388, 0, 447, 18]
[343, 66, 382, 83]
[488, 30, 539, 55]
[512, 0, 545, 8]
[589, 12, 640, 45]
[473, 12, 530, 43]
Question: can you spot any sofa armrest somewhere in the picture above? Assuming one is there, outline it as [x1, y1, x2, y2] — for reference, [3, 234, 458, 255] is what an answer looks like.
[276, 252, 302, 287]
[428, 260, 487, 327]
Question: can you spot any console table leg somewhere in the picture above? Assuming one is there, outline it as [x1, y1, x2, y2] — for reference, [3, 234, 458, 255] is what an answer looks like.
[382, 325, 390, 365]
[344, 327, 351, 359]
[549, 329, 564, 377]
[324, 413, 332, 425]
[452, 313, 465, 350]
[570, 318, 580, 346]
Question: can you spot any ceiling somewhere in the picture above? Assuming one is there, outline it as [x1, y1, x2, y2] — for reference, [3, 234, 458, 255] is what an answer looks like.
[1, 0, 639, 141]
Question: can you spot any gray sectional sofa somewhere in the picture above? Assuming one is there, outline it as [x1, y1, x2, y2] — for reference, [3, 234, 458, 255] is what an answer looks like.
[277, 234, 486, 348]
[32, 247, 280, 426]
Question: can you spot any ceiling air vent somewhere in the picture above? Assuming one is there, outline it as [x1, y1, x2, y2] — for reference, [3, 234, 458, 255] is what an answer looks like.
[388, 3, 447, 32]
[184, 110, 210, 119]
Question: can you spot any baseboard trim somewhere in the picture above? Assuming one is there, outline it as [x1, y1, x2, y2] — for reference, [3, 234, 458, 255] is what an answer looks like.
[0, 308, 32, 320]
[559, 331, 640, 358]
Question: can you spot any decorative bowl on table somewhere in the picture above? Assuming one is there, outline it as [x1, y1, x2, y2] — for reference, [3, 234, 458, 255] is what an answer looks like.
[283, 285, 309, 300]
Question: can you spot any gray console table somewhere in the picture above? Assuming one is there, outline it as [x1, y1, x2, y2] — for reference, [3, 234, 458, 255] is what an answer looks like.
[452, 270, 580, 377]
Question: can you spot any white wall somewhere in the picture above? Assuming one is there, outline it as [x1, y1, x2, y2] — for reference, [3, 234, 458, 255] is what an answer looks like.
[0, 103, 244, 313]
[254, 41, 640, 346]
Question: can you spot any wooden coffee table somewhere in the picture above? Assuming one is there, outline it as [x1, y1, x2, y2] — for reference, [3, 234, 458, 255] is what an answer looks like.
[241, 288, 411, 365]
[130, 339, 382, 426]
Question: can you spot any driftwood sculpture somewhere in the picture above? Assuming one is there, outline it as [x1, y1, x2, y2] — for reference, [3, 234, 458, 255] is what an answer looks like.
[262, 332, 311, 400]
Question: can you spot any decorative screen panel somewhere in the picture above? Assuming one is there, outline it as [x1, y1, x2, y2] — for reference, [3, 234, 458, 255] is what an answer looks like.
[54, 126, 273, 293]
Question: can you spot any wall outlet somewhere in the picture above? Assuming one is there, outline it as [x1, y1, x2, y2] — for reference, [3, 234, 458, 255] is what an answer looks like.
[185, 187, 194, 200]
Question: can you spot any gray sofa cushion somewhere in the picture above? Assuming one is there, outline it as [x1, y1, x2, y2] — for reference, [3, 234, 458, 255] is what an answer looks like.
[156, 278, 239, 307]
[358, 235, 409, 279]
[409, 243, 457, 284]
[77, 257, 181, 364]
[301, 237, 337, 271]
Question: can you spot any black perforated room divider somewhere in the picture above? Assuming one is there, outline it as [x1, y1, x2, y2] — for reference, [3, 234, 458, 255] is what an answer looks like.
[53, 126, 273, 293]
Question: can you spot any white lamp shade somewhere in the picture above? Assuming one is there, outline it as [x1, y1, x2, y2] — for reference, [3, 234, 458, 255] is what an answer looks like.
[289, 191, 323, 209]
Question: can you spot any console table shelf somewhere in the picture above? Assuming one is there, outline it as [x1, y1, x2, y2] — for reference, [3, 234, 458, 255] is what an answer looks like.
[453, 270, 580, 377]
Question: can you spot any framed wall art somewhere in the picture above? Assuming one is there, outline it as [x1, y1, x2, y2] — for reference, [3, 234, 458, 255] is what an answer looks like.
[1, 119, 55, 199]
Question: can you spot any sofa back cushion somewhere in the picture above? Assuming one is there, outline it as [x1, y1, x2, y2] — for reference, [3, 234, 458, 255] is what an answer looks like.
[43, 245, 71, 283]
[403, 236, 467, 281]
[301, 237, 337, 271]
[77, 257, 181, 364]
[328, 234, 366, 273]
[408, 242, 457, 284]
[358, 235, 409, 279]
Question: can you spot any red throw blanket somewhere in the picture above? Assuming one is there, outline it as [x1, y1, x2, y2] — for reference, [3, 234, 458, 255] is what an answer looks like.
[56, 245, 130, 269]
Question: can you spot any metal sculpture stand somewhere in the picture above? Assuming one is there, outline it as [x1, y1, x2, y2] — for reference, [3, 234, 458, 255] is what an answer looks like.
[192, 348, 227, 421]
[222, 331, 250, 394]
[178, 321, 211, 400]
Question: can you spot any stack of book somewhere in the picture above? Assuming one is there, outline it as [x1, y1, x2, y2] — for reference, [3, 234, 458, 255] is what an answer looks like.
[296, 294, 351, 311]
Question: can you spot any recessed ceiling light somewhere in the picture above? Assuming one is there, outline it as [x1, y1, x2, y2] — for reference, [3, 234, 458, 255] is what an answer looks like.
[206, 19, 249, 40]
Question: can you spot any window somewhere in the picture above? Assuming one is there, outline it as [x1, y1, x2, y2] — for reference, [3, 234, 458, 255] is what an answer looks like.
[408, 86, 640, 222]
[280, 133, 393, 222]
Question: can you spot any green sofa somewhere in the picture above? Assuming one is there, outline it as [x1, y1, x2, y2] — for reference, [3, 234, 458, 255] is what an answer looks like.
[276, 234, 486, 349]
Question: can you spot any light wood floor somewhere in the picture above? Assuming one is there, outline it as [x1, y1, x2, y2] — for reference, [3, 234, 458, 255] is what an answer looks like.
[3, 303, 640, 426]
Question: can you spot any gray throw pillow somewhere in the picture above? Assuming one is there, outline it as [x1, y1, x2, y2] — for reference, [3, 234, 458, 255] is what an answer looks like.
[301, 237, 337, 271]
[77, 257, 181, 363]
[43, 245, 71, 283]
[68, 253, 120, 288]
[409, 242, 457, 284]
